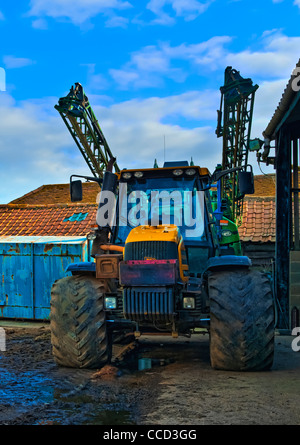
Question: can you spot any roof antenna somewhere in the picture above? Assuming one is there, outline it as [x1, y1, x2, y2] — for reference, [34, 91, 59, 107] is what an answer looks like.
[164, 135, 166, 162]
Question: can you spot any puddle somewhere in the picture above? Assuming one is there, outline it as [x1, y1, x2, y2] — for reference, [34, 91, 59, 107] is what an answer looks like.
[34, 405, 132, 426]
[0, 368, 53, 405]
[79, 408, 132, 425]
[0, 365, 134, 425]
[0, 335, 165, 425]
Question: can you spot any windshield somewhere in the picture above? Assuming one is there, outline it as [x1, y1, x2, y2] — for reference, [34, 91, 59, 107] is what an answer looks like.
[114, 175, 206, 245]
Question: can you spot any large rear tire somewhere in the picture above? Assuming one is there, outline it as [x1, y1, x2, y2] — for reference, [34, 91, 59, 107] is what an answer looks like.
[50, 274, 109, 369]
[208, 269, 275, 371]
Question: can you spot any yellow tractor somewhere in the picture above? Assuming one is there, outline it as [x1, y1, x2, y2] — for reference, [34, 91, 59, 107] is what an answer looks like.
[50, 162, 275, 371]
[51, 69, 274, 372]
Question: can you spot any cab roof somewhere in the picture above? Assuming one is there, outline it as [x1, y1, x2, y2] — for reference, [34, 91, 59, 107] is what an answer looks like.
[118, 165, 210, 177]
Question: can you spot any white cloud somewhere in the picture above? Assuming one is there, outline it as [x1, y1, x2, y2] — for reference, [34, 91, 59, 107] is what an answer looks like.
[32, 18, 48, 29]
[224, 31, 300, 78]
[0, 72, 290, 203]
[3, 56, 35, 69]
[105, 15, 129, 28]
[0, 91, 222, 203]
[146, 0, 214, 24]
[169, 0, 213, 17]
[27, 0, 214, 27]
[82, 64, 110, 91]
[233, 77, 287, 176]
[110, 43, 189, 89]
[109, 69, 140, 89]
[110, 31, 300, 91]
[250, 78, 288, 137]
[110, 36, 232, 89]
[27, 0, 132, 26]
[71, 86, 279, 175]
[87, 92, 223, 172]
[0, 94, 87, 203]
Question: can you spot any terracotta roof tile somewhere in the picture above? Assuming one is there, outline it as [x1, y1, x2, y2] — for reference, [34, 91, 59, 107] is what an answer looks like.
[0, 204, 98, 237]
[9, 182, 100, 205]
[252, 174, 276, 197]
[239, 197, 276, 243]
[0, 198, 277, 241]
[0, 175, 284, 242]
[6, 174, 278, 206]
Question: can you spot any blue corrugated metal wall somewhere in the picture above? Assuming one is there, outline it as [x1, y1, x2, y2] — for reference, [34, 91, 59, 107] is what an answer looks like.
[0, 237, 88, 320]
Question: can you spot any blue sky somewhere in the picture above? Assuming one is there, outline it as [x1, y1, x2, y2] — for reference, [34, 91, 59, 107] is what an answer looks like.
[1, 0, 300, 203]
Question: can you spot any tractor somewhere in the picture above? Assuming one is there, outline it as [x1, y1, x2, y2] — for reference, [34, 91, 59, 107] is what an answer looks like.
[50, 161, 274, 371]
[50, 68, 275, 372]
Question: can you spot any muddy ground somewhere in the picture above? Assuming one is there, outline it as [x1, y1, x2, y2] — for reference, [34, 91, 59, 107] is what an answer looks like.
[0, 322, 300, 426]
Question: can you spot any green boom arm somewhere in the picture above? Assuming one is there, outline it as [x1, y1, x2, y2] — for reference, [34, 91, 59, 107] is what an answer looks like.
[216, 67, 258, 223]
[55, 83, 119, 178]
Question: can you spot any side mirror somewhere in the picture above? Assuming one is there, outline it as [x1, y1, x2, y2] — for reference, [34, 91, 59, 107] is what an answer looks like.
[238, 166, 255, 195]
[211, 166, 241, 183]
[70, 179, 83, 202]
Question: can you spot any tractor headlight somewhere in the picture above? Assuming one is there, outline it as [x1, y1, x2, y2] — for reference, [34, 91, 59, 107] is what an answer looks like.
[183, 297, 195, 309]
[222, 230, 233, 237]
[173, 169, 183, 176]
[134, 171, 144, 178]
[105, 297, 117, 309]
[122, 172, 132, 179]
[185, 168, 196, 176]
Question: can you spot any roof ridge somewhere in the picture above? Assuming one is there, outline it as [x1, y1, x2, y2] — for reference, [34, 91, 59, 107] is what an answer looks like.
[0, 203, 98, 209]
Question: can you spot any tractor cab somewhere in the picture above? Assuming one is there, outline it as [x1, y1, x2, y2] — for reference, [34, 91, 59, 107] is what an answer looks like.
[112, 162, 213, 278]
[83, 160, 248, 337]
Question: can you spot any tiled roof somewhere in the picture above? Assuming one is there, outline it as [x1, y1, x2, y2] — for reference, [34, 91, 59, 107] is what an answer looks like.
[7, 174, 277, 205]
[8, 174, 277, 205]
[1, 182, 100, 237]
[238, 197, 276, 243]
[0, 204, 98, 236]
[0, 199, 275, 241]
[237, 174, 277, 242]
[9, 182, 100, 205]
[253, 174, 276, 196]
[0, 175, 278, 241]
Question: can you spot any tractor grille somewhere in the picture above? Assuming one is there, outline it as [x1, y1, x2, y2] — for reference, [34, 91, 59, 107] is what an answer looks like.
[123, 287, 174, 323]
[124, 241, 177, 261]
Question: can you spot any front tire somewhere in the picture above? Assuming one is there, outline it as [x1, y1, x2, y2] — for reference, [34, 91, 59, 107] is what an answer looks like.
[50, 274, 109, 369]
[208, 269, 275, 371]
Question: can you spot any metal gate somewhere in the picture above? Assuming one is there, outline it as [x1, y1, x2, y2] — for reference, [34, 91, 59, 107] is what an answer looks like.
[0, 236, 88, 320]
